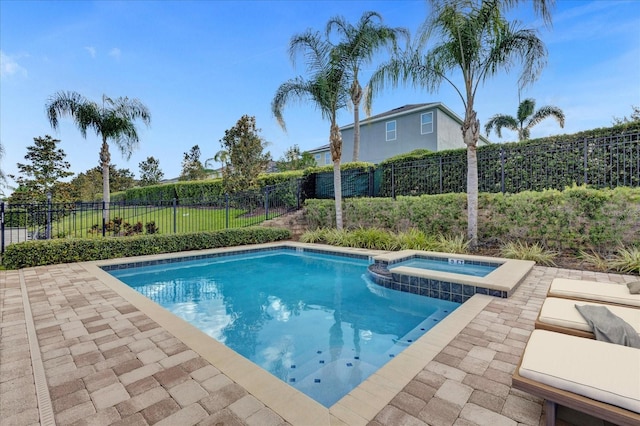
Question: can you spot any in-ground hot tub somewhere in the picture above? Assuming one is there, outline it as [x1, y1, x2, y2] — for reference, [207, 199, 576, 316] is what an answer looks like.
[367, 250, 535, 302]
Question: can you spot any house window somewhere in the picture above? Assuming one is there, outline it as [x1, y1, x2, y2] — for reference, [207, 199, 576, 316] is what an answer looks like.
[314, 153, 321, 164]
[324, 152, 331, 164]
[386, 120, 397, 141]
[421, 112, 433, 134]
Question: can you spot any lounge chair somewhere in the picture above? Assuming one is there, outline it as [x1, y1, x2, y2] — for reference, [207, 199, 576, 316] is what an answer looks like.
[547, 278, 640, 308]
[512, 329, 640, 426]
[535, 297, 640, 339]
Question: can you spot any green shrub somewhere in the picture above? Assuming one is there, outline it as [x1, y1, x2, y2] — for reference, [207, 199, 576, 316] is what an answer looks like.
[2, 227, 291, 269]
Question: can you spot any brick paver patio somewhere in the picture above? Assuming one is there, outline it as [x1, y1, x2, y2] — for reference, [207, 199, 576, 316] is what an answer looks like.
[1, 259, 635, 426]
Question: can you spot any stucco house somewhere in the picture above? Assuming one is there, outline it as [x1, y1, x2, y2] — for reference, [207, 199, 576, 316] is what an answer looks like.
[308, 103, 489, 165]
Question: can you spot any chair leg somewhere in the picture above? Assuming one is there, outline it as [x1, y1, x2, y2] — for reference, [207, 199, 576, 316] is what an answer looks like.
[545, 400, 557, 426]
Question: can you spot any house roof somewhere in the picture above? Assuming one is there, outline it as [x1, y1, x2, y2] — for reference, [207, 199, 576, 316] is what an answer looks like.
[307, 144, 330, 154]
[357, 103, 435, 123]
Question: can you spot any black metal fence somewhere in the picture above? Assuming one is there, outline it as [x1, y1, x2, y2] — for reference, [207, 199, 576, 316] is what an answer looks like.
[307, 133, 640, 199]
[1, 181, 301, 253]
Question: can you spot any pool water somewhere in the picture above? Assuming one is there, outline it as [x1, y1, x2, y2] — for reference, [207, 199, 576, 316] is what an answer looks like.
[108, 249, 460, 407]
[389, 257, 498, 277]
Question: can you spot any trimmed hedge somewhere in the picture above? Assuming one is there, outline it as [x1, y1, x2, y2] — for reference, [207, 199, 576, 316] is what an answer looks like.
[304, 186, 640, 252]
[111, 171, 304, 203]
[2, 227, 291, 269]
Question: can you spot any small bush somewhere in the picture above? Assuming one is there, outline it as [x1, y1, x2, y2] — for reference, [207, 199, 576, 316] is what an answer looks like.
[499, 241, 558, 266]
[2, 227, 291, 269]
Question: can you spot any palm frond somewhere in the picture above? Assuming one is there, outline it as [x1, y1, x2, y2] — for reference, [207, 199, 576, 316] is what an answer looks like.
[517, 98, 536, 122]
[484, 114, 518, 138]
[527, 105, 565, 129]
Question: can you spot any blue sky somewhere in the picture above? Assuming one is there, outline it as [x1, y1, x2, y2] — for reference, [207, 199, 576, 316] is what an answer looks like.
[1, 0, 639, 188]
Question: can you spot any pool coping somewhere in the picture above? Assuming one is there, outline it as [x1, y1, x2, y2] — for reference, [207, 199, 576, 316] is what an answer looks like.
[84, 242, 494, 425]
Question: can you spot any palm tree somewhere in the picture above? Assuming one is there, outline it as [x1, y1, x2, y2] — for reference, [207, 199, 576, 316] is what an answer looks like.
[367, 0, 548, 249]
[485, 98, 564, 141]
[327, 11, 408, 162]
[46, 91, 151, 215]
[205, 149, 229, 178]
[272, 30, 350, 229]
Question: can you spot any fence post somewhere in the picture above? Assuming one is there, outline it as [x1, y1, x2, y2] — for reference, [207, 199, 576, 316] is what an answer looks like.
[368, 167, 375, 197]
[173, 198, 177, 234]
[225, 193, 229, 229]
[264, 187, 269, 222]
[583, 138, 588, 185]
[46, 192, 52, 240]
[439, 157, 443, 194]
[501, 148, 506, 194]
[1, 202, 5, 254]
[391, 164, 396, 200]
[102, 201, 106, 237]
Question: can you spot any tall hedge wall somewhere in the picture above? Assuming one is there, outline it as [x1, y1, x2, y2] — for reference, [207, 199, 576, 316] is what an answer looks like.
[304, 186, 640, 252]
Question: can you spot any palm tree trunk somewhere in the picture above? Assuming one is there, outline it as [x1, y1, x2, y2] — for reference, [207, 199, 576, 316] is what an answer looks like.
[352, 106, 360, 162]
[351, 81, 362, 162]
[330, 122, 343, 230]
[462, 109, 480, 250]
[100, 138, 111, 221]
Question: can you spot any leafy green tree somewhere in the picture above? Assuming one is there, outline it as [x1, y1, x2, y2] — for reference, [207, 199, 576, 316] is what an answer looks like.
[69, 165, 135, 201]
[219, 115, 271, 192]
[276, 145, 317, 171]
[273, 30, 350, 229]
[367, 0, 548, 248]
[8, 135, 73, 202]
[179, 145, 208, 181]
[327, 11, 408, 161]
[138, 156, 164, 186]
[485, 98, 564, 141]
[45, 91, 151, 210]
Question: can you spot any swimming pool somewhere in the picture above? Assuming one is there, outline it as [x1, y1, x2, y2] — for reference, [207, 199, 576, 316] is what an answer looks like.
[107, 248, 460, 407]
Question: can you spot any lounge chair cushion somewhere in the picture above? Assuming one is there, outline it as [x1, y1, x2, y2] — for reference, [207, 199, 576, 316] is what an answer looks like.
[519, 330, 640, 413]
[549, 279, 640, 307]
[575, 304, 640, 348]
[538, 298, 640, 334]
[628, 281, 640, 294]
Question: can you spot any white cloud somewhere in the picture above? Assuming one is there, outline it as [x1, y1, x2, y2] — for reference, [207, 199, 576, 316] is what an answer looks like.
[0, 51, 27, 78]
[109, 48, 121, 60]
[85, 46, 97, 58]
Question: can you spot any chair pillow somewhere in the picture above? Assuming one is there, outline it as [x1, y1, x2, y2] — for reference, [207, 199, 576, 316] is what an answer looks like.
[575, 304, 640, 348]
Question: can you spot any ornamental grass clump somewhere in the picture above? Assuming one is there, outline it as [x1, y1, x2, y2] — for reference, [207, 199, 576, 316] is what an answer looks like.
[435, 234, 470, 254]
[395, 228, 438, 251]
[610, 246, 640, 275]
[346, 227, 396, 250]
[499, 241, 557, 266]
[578, 249, 610, 272]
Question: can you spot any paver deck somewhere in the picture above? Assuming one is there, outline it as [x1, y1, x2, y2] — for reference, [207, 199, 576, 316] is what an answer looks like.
[1, 255, 636, 426]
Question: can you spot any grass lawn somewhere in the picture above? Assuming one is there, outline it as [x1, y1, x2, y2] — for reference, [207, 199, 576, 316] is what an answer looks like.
[49, 205, 281, 238]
